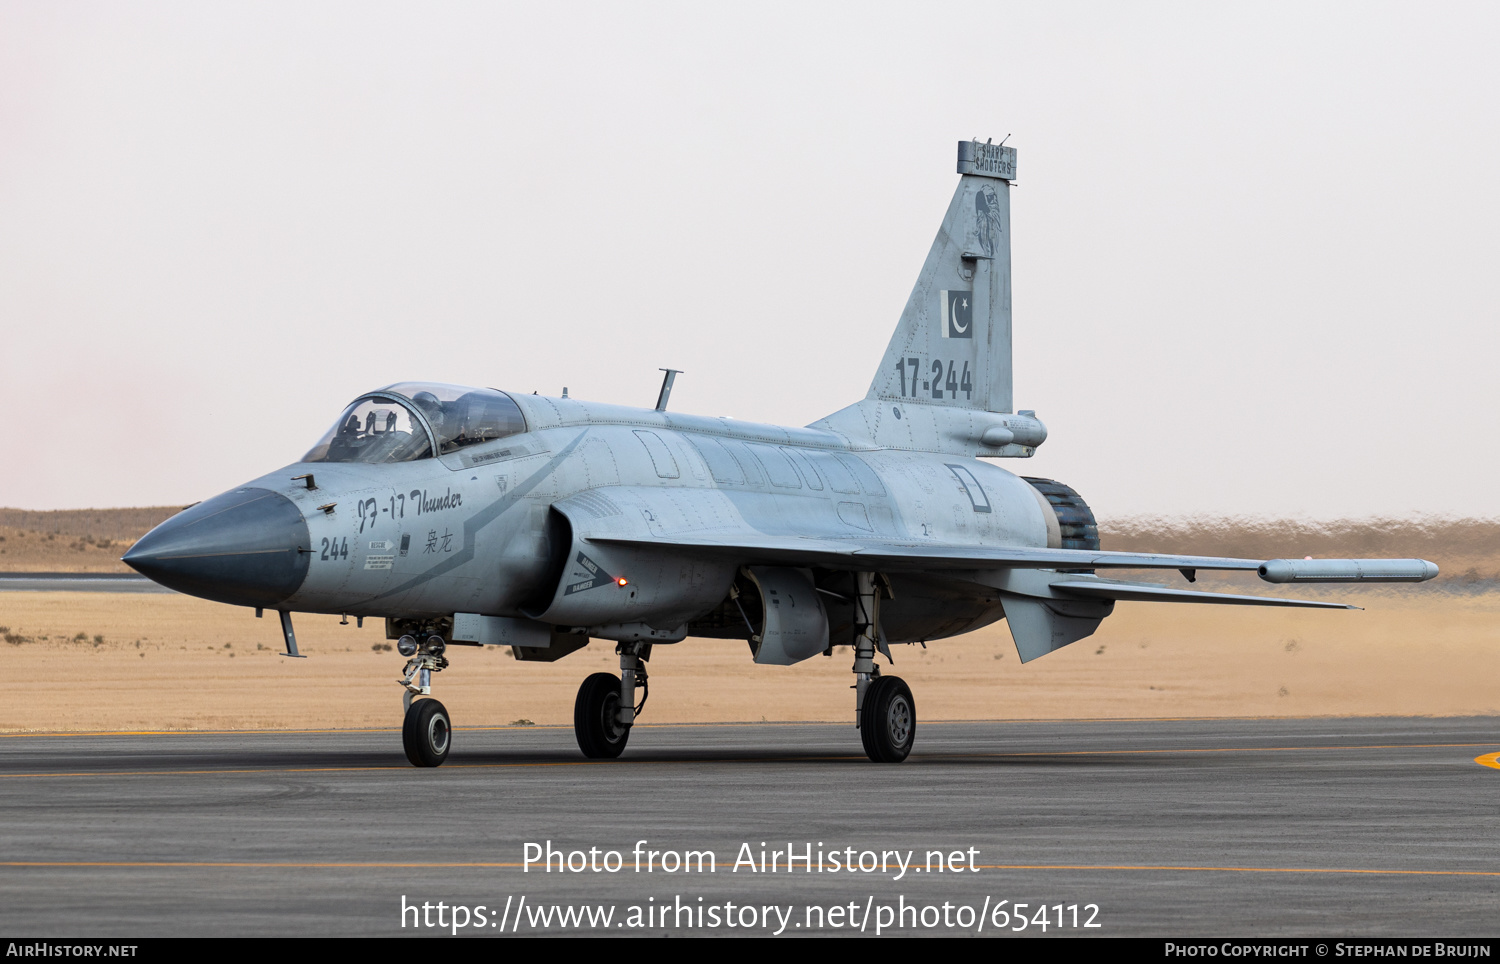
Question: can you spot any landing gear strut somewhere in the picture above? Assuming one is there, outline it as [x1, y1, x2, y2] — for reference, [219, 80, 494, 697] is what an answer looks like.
[398, 634, 451, 767]
[574, 642, 650, 758]
[852, 572, 914, 763]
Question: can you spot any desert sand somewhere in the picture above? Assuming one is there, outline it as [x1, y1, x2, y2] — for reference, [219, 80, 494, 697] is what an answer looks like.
[1, 590, 1495, 733]
[3, 507, 1495, 732]
[0, 506, 179, 573]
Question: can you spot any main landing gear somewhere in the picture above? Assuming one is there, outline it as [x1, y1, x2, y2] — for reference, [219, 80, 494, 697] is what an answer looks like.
[398, 633, 451, 767]
[852, 571, 915, 763]
[574, 642, 649, 759]
[860, 675, 915, 763]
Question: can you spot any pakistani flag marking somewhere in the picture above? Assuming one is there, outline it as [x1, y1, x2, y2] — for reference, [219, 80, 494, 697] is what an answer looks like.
[940, 290, 973, 339]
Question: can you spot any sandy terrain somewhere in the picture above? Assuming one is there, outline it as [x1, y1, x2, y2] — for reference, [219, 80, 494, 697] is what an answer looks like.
[1, 590, 1496, 732]
[0, 507, 180, 573]
[5, 507, 1499, 588]
[3, 507, 1494, 732]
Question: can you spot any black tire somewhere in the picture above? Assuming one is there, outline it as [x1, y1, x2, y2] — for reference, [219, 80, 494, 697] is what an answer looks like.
[574, 672, 630, 759]
[860, 676, 915, 763]
[403, 698, 452, 767]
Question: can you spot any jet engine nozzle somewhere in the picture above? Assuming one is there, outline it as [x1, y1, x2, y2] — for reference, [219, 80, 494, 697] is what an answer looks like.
[1257, 558, 1439, 584]
[122, 487, 311, 607]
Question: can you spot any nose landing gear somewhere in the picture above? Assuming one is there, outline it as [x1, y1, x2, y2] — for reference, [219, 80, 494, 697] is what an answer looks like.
[398, 634, 452, 767]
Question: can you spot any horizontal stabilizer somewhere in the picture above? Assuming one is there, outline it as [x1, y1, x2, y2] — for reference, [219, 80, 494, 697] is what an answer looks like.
[1050, 577, 1359, 610]
[971, 568, 1356, 662]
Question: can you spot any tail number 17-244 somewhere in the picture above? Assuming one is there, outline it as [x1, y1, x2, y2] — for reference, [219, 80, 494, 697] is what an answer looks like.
[894, 357, 973, 400]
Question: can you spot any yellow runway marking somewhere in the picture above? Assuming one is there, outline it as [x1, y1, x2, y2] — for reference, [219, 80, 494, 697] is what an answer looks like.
[1474, 752, 1500, 770]
[0, 726, 549, 739]
[0, 742, 1495, 780]
[2, 860, 1498, 878]
[945, 741, 1500, 758]
[0, 723, 842, 739]
[0, 861, 527, 869]
[0, 729, 381, 739]
[974, 864, 1500, 878]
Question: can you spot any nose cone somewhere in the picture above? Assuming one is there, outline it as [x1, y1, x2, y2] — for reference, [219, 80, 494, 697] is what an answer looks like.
[124, 487, 311, 607]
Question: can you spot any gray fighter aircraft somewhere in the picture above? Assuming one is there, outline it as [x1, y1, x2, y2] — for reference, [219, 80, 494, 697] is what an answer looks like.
[124, 140, 1438, 768]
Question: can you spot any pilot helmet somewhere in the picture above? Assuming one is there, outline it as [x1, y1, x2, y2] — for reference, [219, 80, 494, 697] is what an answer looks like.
[411, 391, 445, 430]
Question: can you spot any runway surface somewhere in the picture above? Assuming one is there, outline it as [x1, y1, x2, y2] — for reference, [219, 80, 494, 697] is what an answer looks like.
[0, 573, 170, 593]
[0, 717, 1496, 937]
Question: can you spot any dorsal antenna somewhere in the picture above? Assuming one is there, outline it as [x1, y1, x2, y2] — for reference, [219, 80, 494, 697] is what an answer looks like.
[655, 369, 683, 411]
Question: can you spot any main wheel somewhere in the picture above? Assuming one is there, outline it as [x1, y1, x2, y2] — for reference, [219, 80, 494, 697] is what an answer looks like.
[403, 698, 452, 767]
[860, 676, 915, 763]
[574, 672, 630, 759]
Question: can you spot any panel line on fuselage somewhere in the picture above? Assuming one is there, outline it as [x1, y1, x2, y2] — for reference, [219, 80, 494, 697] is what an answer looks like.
[365, 430, 590, 603]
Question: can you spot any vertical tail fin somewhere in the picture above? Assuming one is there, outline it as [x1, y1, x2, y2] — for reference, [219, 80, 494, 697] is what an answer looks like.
[874, 140, 1015, 414]
[813, 141, 1044, 457]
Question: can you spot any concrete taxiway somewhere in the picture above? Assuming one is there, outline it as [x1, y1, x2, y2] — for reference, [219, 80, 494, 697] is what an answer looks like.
[0, 717, 1496, 937]
[0, 573, 170, 593]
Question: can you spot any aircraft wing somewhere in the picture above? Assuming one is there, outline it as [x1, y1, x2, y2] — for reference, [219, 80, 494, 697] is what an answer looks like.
[585, 533, 1434, 584]
[569, 498, 1436, 663]
[589, 533, 1262, 571]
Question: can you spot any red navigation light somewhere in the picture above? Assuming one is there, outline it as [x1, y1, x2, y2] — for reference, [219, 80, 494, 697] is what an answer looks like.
[616, 577, 629, 586]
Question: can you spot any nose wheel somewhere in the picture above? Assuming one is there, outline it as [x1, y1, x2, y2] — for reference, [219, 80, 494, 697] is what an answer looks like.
[403, 697, 452, 767]
[860, 675, 915, 763]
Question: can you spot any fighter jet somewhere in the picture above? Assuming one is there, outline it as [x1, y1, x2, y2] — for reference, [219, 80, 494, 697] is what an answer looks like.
[123, 140, 1438, 768]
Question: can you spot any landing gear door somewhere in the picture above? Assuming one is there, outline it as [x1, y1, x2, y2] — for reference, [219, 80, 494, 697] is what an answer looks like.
[745, 567, 829, 666]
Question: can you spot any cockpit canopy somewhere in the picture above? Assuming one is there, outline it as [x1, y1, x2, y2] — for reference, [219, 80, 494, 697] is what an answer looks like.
[302, 383, 527, 464]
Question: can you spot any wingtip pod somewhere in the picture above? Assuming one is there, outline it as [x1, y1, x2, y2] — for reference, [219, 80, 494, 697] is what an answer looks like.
[1257, 559, 1439, 584]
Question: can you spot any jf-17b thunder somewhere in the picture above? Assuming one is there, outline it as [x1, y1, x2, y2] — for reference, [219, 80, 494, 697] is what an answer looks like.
[124, 140, 1438, 768]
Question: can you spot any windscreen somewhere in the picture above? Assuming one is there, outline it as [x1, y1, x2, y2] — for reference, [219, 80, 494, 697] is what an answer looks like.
[302, 396, 433, 464]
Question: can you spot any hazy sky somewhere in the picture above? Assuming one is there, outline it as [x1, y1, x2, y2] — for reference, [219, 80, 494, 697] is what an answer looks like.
[3, 2, 1497, 519]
